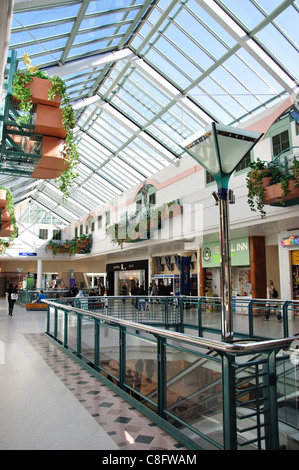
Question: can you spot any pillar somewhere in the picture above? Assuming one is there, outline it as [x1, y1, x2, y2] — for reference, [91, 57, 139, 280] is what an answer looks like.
[250, 236, 266, 299]
[36, 259, 43, 290]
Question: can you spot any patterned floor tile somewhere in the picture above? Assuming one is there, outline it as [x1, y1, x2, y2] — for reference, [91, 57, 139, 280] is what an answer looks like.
[24, 333, 186, 451]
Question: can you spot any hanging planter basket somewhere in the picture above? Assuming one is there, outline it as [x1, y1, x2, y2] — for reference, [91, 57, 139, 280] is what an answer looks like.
[33, 104, 67, 139]
[1, 209, 11, 222]
[264, 179, 299, 205]
[0, 190, 8, 208]
[31, 136, 70, 179]
[0, 221, 14, 237]
[25, 76, 61, 107]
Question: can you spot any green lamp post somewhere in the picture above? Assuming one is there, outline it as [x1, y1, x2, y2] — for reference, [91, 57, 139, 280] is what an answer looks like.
[184, 123, 262, 342]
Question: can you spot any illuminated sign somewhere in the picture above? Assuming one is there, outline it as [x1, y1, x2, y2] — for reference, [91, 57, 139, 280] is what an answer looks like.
[202, 237, 250, 267]
[281, 236, 299, 246]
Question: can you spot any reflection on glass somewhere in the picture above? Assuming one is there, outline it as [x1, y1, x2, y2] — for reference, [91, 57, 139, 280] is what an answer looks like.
[98, 323, 119, 382]
[67, 313, 77, 351]
[81, 317, 94, 361]
[125, 331, 157, 404]
[48, 306, 55, 335]
[56, 309, 65, 342]
[166, 343, 223, 449]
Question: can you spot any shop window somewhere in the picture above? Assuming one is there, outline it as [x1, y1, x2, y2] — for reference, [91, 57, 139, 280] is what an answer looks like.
[52, 229, 61, 240]
[39, 228, 48, 240]
[272, 130, 289, 156]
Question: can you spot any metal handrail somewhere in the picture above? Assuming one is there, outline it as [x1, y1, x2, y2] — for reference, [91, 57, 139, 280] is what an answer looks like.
[44, 300, 294, 354]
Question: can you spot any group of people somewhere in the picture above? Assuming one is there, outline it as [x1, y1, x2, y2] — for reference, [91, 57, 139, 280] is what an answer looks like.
[149, 282, 171, 296]
[66, 283, 105, 298]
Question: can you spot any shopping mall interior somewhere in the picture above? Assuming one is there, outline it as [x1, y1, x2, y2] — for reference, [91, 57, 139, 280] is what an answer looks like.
[0, 0, 299, 452]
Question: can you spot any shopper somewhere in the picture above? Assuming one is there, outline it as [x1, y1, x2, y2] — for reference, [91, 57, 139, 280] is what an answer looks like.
[70, 284, 79, 297]
[36, 290, 46, 303]
[6, 283, 18, 316]
[265, 280, 281, 321]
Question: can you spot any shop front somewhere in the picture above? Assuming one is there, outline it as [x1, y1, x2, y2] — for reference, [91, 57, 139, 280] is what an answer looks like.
[106, 260, 148, 296]
[292, 251, 299, 300]
[202, 237, 252, 305]
[280, 236, 299, 300]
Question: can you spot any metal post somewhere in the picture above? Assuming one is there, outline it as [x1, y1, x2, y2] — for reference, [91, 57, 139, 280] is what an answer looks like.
[222, 353, 237, 450]
[218, 188, 233, 342]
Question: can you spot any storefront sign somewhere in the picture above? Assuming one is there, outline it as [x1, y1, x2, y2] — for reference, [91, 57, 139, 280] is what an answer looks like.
[106, 260, 148, 272]
[202, 237, 250, 268]
[292, 251, 299, 265]
[19, 252, 37, 256]
[281, 236, 299, 246]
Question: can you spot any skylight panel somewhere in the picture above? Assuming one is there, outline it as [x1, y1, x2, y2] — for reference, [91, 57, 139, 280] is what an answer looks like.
[256, 24, 299, 80]
[217, 0, 265, 30]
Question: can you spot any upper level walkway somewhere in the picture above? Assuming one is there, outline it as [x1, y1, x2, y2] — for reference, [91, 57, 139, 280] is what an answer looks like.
[1, 294, 299, 450]
[0, 299, 185, 451]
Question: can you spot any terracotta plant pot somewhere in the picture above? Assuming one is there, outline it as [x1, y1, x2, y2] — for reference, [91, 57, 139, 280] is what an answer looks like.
[1, 209, 10, 221]
[0, 221, 14, 237]
[33, 104, 67, 139]
[78, 241, 88, 247]
[264, 179, 299, 205]
[26, 77, 61, 107]
[31, 136, 70, 179]
[0, 190, 8, 208]
[261, 176, 272, 188]
[31, 167, 67, 179]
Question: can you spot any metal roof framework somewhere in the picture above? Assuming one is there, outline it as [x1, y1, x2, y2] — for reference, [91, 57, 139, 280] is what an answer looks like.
[0, 0, 298, 224]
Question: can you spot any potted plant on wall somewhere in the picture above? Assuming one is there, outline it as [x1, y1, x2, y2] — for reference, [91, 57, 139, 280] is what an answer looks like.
[0, 187, 17, 253]
[12, 53, 79, 200]
[290, 156, 299, 185]
[246, 158, 271, 218]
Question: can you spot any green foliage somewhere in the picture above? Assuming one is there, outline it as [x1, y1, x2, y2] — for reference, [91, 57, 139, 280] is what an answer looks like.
[45, 235, 92, 257]
[246, 159, 268, 218]
[247, 156, 299, 216]
[0, 187, 17, 254]
[12, 53, 79, 200]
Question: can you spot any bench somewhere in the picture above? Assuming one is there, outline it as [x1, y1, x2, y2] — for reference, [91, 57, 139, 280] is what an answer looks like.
[25, 302, 48, 311]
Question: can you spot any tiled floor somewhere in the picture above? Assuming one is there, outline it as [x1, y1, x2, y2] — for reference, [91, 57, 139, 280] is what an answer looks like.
[24, 332, 186, 451]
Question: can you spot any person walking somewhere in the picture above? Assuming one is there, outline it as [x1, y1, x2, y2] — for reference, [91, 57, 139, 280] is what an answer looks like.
[265, 280, 281, 321]
[6, 283, 18, 316]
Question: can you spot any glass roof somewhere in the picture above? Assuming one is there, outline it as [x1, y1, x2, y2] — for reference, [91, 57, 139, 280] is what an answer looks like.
[0, 0, 298, 224]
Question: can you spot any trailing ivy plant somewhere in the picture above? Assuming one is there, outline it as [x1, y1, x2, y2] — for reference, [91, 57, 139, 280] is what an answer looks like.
[12, 53, 79, 201]
[246, 159, 269, 218]
[0, 187, 18, 255]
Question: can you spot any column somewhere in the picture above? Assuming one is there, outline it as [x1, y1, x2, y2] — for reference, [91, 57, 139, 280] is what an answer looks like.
[36, 259, 43, 290]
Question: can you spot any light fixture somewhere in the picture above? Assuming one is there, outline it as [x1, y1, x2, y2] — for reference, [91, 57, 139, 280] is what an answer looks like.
[16, 268, 23, 287]
[184, 123, 262, 342]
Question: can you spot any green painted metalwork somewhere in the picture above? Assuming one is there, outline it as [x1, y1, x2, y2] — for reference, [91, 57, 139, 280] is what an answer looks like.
[0, 51, 45, 177]
[222, 354, 237, 450]
[44, 299, 293, 450]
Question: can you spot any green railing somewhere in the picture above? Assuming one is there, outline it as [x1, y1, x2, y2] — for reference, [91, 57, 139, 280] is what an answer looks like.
[20, 291, 299, 340]
[44, 300, 293, 450]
